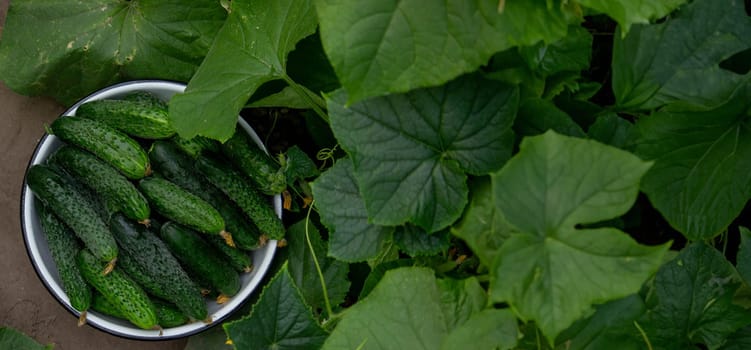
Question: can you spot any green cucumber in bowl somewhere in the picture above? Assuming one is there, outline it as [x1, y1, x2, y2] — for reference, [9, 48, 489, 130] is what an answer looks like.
[76, 98, 175, 139]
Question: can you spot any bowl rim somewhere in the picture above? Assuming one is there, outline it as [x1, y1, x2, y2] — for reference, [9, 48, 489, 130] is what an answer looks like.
[19, 79, 280, 340]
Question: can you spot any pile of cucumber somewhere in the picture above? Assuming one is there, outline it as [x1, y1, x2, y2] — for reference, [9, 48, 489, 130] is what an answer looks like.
[26, 91, 286, 332]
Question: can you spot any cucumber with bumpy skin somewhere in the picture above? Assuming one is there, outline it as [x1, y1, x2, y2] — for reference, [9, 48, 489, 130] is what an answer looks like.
[122, 91, 168, 109]
[27, 164, 118, 271]
[110, 214, 208, 321]
[220, 129, 286, 195]
[170, 134, 220, 159]
[196, 155, 285, 240]
[49, 145, 150, 224]
[76, 249, 158, 330]
[149, 140, 263, 249]
[138, 176, 234, 246]
[76, 99, 174, 139]
[49, 116, 151, 179]
[91, 293, 190, 328]
[36, 201, 91, 323]
[160, 222, 241, 300]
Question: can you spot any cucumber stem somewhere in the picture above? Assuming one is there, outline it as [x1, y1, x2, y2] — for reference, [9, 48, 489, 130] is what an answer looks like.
[219, 230, 236, 247]
[304, 201, 337, 319]
[102, 257, 117, 275]
[77, 311, 87, 327]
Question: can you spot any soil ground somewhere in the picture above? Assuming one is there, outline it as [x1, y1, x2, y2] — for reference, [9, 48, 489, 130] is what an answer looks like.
[0, 1, 185, 348]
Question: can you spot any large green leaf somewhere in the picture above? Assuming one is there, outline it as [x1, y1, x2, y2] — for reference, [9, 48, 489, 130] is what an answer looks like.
[311, 158, 393, 262]
[327, 74, 519, 232]
[576, 0, 686, 36]
[611, 0, 751, 110]
[513, 98, 586, 138]
[0, 0, 226, 105]
[323, 267, 507, 350]
[644, 243, 751, 349]
[440, 309, 519, 350]
[393, 225, 449, 257]
[489, 130, 668, 344]
[635, 90, 751, 239]
[286, 220, 350, 313]
[558, 294, 646, 350]
[224, 263, 329, 350]
[315, 0, 579, 103]
[168, 0, 318, 141]
[450, 176, 514, 268]
[518, 24, 593, 77]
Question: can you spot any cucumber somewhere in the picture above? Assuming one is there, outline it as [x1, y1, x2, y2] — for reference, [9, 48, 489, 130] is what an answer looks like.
[149, 140, 263, 249]
[122, 91, 168, 109]
[138, 176, 233, 246]
[206, 235, 253, 273]
[195, 155, 285, 240]
[170, 134, 220, 159]
[220, 129, 286, 195]
[110, 214, 208, 321]
[76, 99, 174, 139]
[91, 293, 188, 328]
[27, 164, 118, 270]
[49, 116, 151, 179]
[76, 249, 158, 330]
[48, 145, 150, 224]
[160, 222, 241, 300]
[151, 299, 190, 328]
[36, 201, 92, 322]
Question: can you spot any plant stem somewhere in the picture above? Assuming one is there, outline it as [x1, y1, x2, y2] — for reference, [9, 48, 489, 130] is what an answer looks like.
[305, 200, 336, 318]
[281, 73, 329, 123]
[634, 321, 654, 350]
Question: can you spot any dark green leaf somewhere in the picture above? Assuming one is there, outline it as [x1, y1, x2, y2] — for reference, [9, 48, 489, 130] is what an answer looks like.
[558, 295, 646, 350]
[315, 0, 579, 103]
[0, 327, 53, 350]
[738, 227, 751, 286]
[327, 74, 519, 232]
[450, 176, 514, 268]
[587, 113, 637, 151]
[169, 0, 318, 141]
[635, 89, 751, 239]
[723, 326, 751, 350]
[284, 145, 320, 182]
[224, 263, 328, 350]
[286, 31, 340, 95]
[0, 0, 226, 105]
[577, 0, 686, 36]
[611, 0, 751, 110]
[644, 243, 751, 349]
[311, 158, 393, 262]
[514, 98, 586, 138]
[440, 309, 519, 350]
[489, 131, 668, 344]
[394, 225, 450, 257]
[519, 25, 593, 77]
[286, 220, 350, 312]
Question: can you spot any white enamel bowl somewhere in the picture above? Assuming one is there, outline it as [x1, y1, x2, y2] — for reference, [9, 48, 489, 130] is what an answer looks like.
[20, 80, 279, 340]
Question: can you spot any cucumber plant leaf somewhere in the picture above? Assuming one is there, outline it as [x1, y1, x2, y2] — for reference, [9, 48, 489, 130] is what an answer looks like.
[576, 0, 687, 36]
[587, 113, 637, 151]
[0, 0, 227, 106]
[311, 158, 393, 262]
[557, 295, 646, 350]
[642, 243, 751, 349]
[315, 0, 579, 103]
[738, 227, 751, 286]
[223, 263, 329, 350]
[327, 74, 519, 232]
[440, 309, 519, 350]
[518, 24, 593, 78]
[450, 176, 514, 268]
[513, 98, 586, 138]
[323, 267, 502, 350]
[611, 0, 751, 110]
[168, 0, 318, 141]
[393, 225, 450, 257]
[635, 89, 751, 239]
[489, 130, 668, 345]
[286, 220, 350, 313]
[0, 327, 53, 350]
